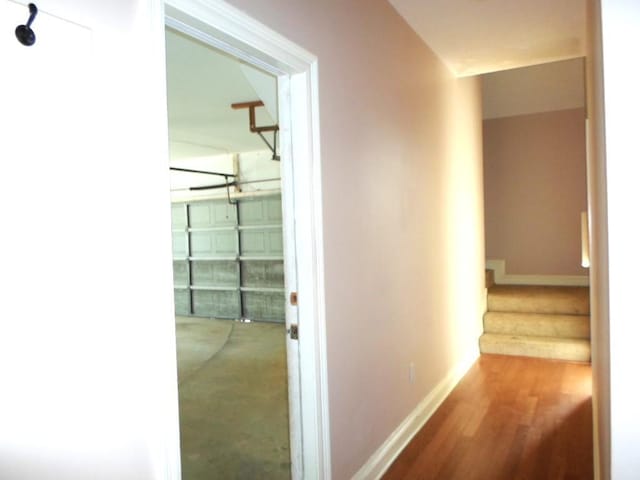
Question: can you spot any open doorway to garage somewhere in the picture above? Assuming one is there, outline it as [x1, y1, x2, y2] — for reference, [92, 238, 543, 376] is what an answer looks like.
[165, 28, 291, 479]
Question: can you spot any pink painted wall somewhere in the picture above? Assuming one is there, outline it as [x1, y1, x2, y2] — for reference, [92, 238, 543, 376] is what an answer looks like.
[483, 108, 588, 276]
[222, 1, 486, 478]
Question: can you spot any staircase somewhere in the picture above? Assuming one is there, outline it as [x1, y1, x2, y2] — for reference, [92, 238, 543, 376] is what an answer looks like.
[479, 271, 591, 362]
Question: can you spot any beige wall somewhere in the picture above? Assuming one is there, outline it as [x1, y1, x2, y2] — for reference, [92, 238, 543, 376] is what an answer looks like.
[482, 58, 585, 120]
[222, 0, 486, 477]
[586, 1, 610, 477]
[483, 108, 587, 276]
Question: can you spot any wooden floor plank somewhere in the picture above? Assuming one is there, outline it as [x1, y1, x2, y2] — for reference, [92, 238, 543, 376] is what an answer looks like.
[382, 354, 593, 480]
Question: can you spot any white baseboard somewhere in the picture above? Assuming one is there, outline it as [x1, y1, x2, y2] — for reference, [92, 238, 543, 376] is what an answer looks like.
[352, 352, 478, 480]
[486, 259, 589, 287]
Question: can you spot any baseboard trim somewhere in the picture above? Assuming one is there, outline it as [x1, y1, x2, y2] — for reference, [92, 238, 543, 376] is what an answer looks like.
[352, 352, 478, 480]
[486, 259, 589, 287]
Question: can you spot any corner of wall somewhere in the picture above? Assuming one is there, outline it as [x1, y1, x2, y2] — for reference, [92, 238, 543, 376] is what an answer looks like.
[486, 259, 590, 286]
[351, 352, 478, 480]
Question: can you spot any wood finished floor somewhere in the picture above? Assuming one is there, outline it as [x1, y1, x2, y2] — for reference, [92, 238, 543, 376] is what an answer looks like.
[383, 354, 593, 480]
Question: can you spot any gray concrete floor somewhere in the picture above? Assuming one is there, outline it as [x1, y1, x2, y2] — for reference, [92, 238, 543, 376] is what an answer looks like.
[175, 316, 291, 479]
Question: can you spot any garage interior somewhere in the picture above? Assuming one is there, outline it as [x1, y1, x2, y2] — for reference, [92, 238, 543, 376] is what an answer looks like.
[165, 28, 291, 479]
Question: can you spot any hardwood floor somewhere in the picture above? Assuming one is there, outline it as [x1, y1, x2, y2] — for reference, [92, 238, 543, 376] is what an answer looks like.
[383, 354, 593, 480]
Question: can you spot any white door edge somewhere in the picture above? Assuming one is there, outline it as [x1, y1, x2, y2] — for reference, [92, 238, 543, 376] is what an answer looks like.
[162, 1, 331, 479]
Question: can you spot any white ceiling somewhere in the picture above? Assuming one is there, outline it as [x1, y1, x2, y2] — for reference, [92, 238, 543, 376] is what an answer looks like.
[388, 0, 586, 77]
[165, 29, 277, 161]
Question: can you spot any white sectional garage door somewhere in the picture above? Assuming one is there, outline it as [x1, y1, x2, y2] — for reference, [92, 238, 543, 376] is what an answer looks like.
[172, 194, 285, 322]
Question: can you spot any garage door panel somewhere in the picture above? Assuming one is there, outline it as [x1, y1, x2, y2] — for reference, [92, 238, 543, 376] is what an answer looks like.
[190, 201, 236, 228]
[239, 195, 282, 225]
[173, 260, 189, 286]
[238, 199, 264, 224]
[242, 292, 285, 322]
[192, 290, 240, 318]
[265, 196, 283, 223]
[171, 204, 187, 229]
[171, 193, 285, 323]
[240, 230, 283, 256]
[174, 288, 190, 315]
[190, 231, 237, 257]
[191, 261, 238, 287]
[268, 231, 283, 254]
[241, 261, 284, 288]
[172, 232, 188, 257]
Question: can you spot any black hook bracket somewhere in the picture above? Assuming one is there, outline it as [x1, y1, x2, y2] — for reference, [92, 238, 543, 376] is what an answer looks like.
[15, 3, 38, 47]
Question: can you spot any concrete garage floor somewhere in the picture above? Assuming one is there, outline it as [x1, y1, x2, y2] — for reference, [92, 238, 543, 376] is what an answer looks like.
[175, 316, 291, 479]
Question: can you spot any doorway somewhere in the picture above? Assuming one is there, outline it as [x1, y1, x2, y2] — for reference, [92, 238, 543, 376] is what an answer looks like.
[165, 27, 291, 478]
[163, 2, 331, 478]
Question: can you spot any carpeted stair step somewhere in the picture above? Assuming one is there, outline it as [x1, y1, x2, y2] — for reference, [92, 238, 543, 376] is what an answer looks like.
[483, 312, 590, 339]
[479, 333, 591, 362]
[487, 285, 589, 315]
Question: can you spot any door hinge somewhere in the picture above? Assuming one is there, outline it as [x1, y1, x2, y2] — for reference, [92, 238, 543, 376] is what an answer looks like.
[290, 291, 298, 306]
[288, 324, 299, 340]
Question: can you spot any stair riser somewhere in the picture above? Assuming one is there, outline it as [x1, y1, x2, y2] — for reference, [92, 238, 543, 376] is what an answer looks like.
[485, 269, 495, 289]
[479, 335, 591, 363]
[487, 286, 590, 315]
[484, 313, 590, 339]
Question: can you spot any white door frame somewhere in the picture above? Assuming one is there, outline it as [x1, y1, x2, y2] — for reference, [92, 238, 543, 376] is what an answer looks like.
[162, 1, 331, 479]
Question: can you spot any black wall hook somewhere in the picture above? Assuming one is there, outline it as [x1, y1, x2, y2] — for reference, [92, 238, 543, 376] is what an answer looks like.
[15, 3, 38, 47]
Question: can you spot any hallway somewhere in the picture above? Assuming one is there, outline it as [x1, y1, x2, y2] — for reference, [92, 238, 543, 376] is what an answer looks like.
[383, 355, 593, 480]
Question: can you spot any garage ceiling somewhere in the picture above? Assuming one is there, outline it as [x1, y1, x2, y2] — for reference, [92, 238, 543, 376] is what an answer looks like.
[388, 0, 586, 77]
[165, 29, 277, 161]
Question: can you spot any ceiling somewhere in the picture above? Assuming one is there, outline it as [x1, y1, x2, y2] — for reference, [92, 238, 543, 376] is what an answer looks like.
[388, 0, 586, 77]
[483, 58, 585, 119]
[165, 29, 277, 161]
[165, 0, 587, 168]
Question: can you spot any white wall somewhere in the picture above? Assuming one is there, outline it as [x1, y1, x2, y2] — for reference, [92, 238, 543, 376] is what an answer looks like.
[0, 1, 179, 478]
[215, 1, 486, 477]
[237, 150, 281, 192]
[169, 153, 235, 190]
[169, 150, 280, 203]
[590, 1, 640, 479]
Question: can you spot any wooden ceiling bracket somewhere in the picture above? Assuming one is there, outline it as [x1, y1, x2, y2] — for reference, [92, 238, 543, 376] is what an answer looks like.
[231, 100, 280, 161]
